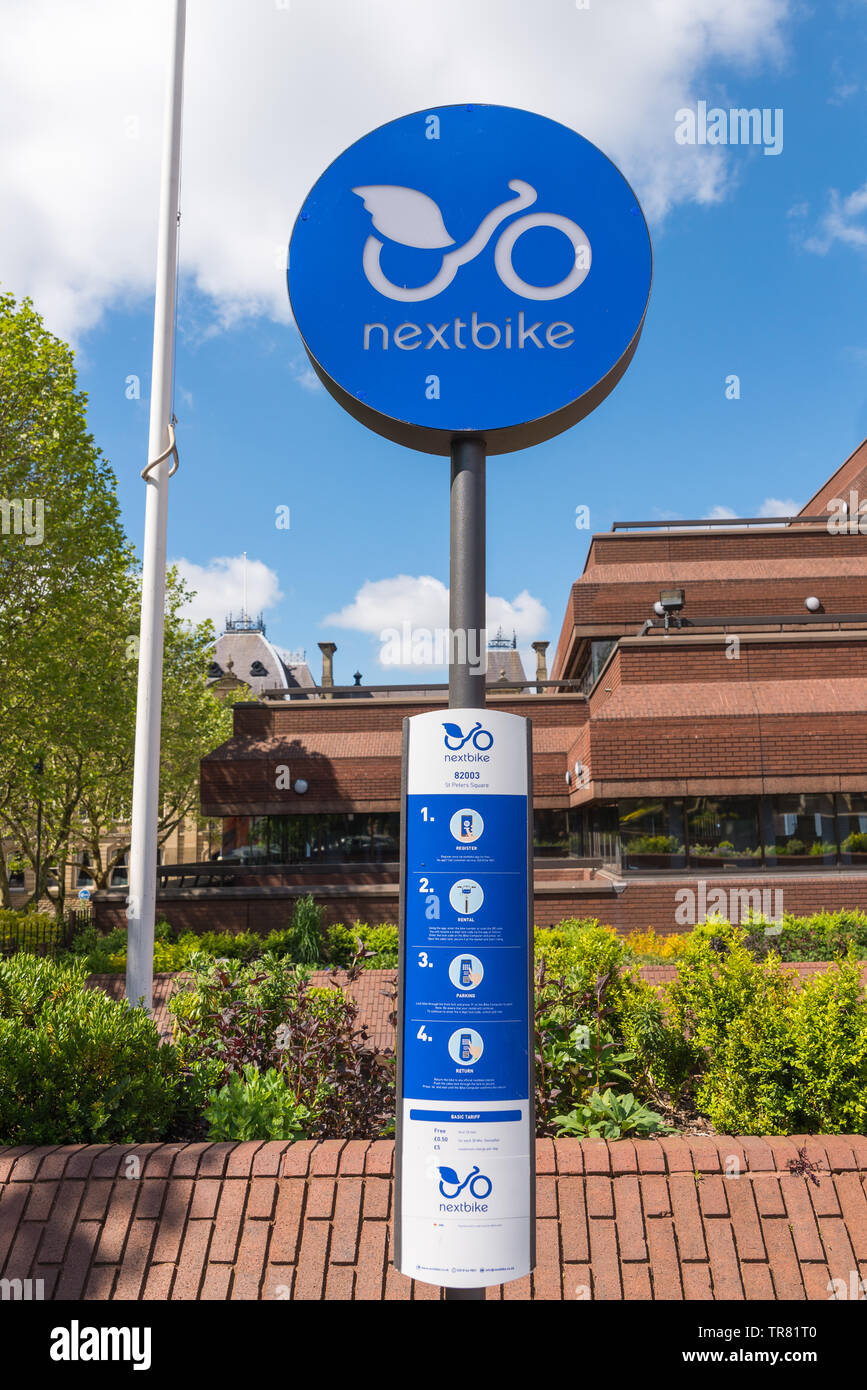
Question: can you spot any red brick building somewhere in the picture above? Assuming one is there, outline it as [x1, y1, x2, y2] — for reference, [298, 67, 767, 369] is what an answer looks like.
[96, 435, 867, 936]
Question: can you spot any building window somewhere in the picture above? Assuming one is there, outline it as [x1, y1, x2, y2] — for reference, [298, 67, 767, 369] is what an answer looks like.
[76, 853, 94, 887]
[110, 852, 129, 887]
[619, 799, 686, 869]
[837, 793, 867, 864]
[220, 813, 400, 864]
[686, 797, 761, 867]
[533, 809, 575, 858]
[763, 794, 837, 867]
[577, 638, 618, 695]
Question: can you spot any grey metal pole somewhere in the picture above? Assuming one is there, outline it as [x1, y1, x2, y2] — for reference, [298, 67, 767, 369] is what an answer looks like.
[449, 435, 486, 711]
[446, 433, 486, 1302]
[126, 0, 186, 1011]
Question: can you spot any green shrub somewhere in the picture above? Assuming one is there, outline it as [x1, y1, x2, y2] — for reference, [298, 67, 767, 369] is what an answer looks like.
[204, 1064, 313, 1141]
[324, 921, 398, 968]
[667, 922, 867, 1133]
[169, 954, 394, 1138]
[552, 1089, 670, 1139]
[788, 953, 867, 1133]
[282, 895, 323, 964]
[0, 955, 182, 1144]
[0, 910, 61, 955]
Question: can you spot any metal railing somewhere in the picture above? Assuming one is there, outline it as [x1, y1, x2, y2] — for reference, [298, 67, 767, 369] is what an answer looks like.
[611, 515, 830, 531]
[258, 678, 586, 701]
[0, 908, 87, 959]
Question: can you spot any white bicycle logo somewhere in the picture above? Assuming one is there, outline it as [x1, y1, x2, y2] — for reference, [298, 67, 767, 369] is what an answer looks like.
[352, 179, 591, 303]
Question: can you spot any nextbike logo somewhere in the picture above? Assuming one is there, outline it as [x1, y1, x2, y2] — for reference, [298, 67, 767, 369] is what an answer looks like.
[437, 1163, 491, 1212]
[354, 179, 590, 353]
[353, 180, 591, 302]
[443, 720, 493, 751]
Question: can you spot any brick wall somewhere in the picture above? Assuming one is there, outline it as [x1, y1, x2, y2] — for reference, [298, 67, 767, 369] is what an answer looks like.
[94, 872, 867, 936]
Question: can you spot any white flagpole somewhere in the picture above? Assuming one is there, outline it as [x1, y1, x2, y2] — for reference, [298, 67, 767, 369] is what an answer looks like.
[126, 0, 186, 1010]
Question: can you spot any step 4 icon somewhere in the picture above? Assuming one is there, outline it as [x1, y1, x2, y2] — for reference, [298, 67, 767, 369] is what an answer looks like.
[449, 953, 484, 990]
[449, 807, 484, 843]
[448, 1027, 484, 1066]
[448, 878, 484, 915]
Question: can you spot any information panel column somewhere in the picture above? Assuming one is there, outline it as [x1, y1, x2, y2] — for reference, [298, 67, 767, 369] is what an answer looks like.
[395, 707, 534, 1289]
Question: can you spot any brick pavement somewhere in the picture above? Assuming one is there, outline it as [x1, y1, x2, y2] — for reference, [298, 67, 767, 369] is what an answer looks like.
[1, 1138, 865, 1301]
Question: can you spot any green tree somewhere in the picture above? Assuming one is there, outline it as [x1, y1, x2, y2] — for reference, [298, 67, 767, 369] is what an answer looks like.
[75, 568, 236, 889]
[0, 291, 132, 909]
[0, 291, 237, 910]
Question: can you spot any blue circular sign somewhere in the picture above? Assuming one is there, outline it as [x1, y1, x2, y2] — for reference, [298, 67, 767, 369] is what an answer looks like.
[288, 104, 652, 455]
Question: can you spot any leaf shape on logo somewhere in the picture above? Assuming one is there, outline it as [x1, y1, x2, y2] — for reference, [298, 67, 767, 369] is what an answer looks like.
[352, 185, 455, 249]
[437, 1166, 460, 1184]
[442, 722, 464, 738]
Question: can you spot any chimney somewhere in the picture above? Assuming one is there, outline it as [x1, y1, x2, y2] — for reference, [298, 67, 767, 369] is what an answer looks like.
[318, 641, 337, 698]
[531, 640, 549, 693]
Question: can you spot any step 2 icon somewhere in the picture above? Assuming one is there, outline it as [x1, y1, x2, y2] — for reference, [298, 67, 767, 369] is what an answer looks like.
[448, 878, 484, 915]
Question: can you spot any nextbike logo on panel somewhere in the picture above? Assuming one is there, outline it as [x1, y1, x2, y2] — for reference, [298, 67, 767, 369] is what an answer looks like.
[354, 178, 590, 352]
[287, 104, 652, 452]
[442, 720, 492, 763]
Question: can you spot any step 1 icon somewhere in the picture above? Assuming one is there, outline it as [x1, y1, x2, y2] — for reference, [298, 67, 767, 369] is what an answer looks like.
[449, 807, 484, 843]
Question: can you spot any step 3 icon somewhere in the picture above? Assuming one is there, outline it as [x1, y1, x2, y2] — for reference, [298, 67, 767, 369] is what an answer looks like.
[449, 807, 484, 843]
[448, 878, 484, 915]
[449, 953, 484, 991]
[448, 1027, 484, 1066]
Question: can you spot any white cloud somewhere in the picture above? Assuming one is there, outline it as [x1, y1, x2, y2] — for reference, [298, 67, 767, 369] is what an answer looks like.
[758, 495, 800, 516]
[171, 554, 283, 629]
[323, 573, 549, 670]
[0, 0, 791, 341]
[289, 356, 323, 392]
[804, 181, 867, 256]
[704, 497, 800, 522]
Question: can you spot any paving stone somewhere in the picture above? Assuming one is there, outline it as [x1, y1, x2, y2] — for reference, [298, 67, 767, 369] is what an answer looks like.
[535, 1175, 557, 1219]
[668, 1173, 706, 1261]
[558, 1177, 589, 1263]
[230, 1218, 271, 1300]
[614, 1174, 647, 1261]
[588, 1219, 621, 1300]
[646, 1217, 683, 1299]
[5, 1138, 867, 1301]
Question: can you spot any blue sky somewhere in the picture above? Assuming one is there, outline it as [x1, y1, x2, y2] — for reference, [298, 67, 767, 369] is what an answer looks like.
[3, 0, 866, 683]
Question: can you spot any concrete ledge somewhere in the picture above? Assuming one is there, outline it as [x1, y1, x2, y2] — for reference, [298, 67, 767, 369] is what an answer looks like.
[1, 1137, 865, 1300]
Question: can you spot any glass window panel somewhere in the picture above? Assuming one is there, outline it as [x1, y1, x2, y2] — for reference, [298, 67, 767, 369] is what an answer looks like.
[763, 794, 836, 867]
[837, 792, 867, 864]
[686, 798, 761, 866]
[619, 799, 685, 869]
[533, 809, 570, 858]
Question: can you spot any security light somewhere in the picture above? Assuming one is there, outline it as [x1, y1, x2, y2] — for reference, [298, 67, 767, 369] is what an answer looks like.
[565, 770, 572, 785]
[805, 596, 821, 612]
[653, 601, 665, 616]
[658, 588, 685, 612]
